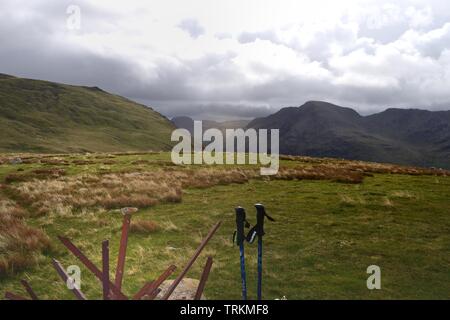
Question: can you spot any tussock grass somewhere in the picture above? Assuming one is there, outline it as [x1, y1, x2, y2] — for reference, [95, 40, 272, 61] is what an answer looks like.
[160, 219, 179, 232]
[5, 168, 66, 183]
[0, 197, 51, 276]
[5, 156, 445, 218]
[130, 220, 160, 234]
[280, 155, 449, 176]
[6, 168, 254, 215]
[275, 166, 364, 184]
[72, 160, 96, 165]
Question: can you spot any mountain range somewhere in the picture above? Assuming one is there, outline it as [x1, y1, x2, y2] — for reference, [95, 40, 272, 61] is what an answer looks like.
[1, 73, 449, 168]
[0, 74, 174, 153]
[172, 101, 450, 168]
[247, 101, 450, 169]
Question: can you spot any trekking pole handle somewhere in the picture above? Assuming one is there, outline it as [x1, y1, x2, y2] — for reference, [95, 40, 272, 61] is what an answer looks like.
[254, 203, 275, 237]
[234, 207, 249, 246]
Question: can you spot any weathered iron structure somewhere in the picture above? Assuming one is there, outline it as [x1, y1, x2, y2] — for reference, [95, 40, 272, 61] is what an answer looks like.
[5, 208, 221, 300]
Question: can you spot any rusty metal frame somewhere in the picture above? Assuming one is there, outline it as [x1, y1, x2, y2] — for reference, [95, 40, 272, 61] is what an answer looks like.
[20, 279, 39, 300]
[57, 236, 128, 300]
[102, 240, 110, 300]
[52, 259, 87, 300]
[194, 256, 213, 300]
[4, 292, 28, 300]
[114, 213, 131, 290]
[162, 221, 222, 300]
[7, 207, 220, 301]
[133, 264, 177, 300]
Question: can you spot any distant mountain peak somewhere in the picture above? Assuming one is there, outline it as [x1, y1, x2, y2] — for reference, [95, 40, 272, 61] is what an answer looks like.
[0, 73, 16, 79]
[247, 101, 450, 169]
[300, 100, 361, 116]
[302, 100, 340, 108]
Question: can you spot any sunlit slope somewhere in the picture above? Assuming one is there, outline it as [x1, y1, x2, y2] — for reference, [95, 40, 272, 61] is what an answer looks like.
[0, 74, 175, 153]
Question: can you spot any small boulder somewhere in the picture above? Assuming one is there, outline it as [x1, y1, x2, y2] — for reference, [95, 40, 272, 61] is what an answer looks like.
[152, 278, 206, 300]
[9, 157, 23, 165]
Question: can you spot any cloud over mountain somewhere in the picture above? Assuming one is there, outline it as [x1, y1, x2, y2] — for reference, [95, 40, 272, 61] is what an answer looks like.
[1, 0, 450, 120]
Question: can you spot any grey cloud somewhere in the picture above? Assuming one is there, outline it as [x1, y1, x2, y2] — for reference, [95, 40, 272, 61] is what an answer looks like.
[413, 23, 450, 58]
[1, 0, 450, 122]
[237, 30, 279, 44]
[178, 19, 205, 38]
[0, 3, 147, 99]
[140, 101, 274, 121]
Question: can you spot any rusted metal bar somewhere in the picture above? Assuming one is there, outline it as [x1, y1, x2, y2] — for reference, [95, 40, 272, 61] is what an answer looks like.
[52, 259, 87, 300]
[162, 221, 222, 300]
[4, 292, 28, 300]
[147, 288, 161, 300]
[194, 256, 213, 300]
[133, 264, 177, 300]
[102, 240, 110, 300]
[115, 211, 133, 290]
[20, 279, 39, 300]
[57, 236, 128, 300]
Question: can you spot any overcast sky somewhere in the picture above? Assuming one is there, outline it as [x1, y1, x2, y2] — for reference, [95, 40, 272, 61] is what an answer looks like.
[1, 0, 450, 120]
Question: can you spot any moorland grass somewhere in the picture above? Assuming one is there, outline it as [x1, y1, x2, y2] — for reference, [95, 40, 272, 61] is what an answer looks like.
[0, 152, 449, 299]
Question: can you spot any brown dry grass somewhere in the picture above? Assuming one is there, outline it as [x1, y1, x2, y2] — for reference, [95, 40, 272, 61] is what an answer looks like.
[0, 197, 51, 276]
[274, 165, 364, 184]
[6, 164, 353, 217]
[5, 168, 66, 184]
[7, 168, 251, 215]
[129, 220, 160, 234]
[280, 155, 449, 176]
[4, 156, 448, 218]
[72, 160, 96, 165]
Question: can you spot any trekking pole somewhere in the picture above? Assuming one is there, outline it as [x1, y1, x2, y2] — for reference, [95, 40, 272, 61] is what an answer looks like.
[248, 204, 275, 300]
[233, 207, 250, 300]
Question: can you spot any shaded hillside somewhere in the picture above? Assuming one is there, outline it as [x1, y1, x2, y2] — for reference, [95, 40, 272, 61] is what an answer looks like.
[248, 101, 450, 168]
[0, 74, 175, 153]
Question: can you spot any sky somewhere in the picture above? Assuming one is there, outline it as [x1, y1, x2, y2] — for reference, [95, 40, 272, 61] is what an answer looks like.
[1, 0, 450, 120]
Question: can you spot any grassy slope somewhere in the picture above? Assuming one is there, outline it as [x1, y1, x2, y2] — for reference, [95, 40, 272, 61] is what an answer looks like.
[0, 75, 175, 153]
[0, 153, 449, 299]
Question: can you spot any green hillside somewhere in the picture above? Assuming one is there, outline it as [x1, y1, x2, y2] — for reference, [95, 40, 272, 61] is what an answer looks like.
[0, 74, 175, 153]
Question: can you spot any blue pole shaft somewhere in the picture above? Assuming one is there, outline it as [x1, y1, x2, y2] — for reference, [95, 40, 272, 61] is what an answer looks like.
[239, 244, 247, 300]
[257, 237, 263, 300]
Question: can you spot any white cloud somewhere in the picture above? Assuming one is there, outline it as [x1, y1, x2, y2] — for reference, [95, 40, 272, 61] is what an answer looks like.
[0, 0, 449, 119]
[406, 6, 434, 28]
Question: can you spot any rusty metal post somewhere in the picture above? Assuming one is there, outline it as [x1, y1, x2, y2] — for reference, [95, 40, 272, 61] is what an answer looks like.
[20, 279, 39, 300]
[146, 288, 161, 300]
[4, 292, 28, 300]
[194, 256, 213, 300]
[115, 209, 134, 290]
[162, 221, 221, 300]
[133, 264, 177, 300]
[102, 240, 110, 300]
[57, 236, 127, 300]
[52, 259, 87, 300]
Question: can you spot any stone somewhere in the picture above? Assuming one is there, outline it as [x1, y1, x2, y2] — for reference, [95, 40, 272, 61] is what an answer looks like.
[152, 278, 206, 300]
[9, 157, 22, 165]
